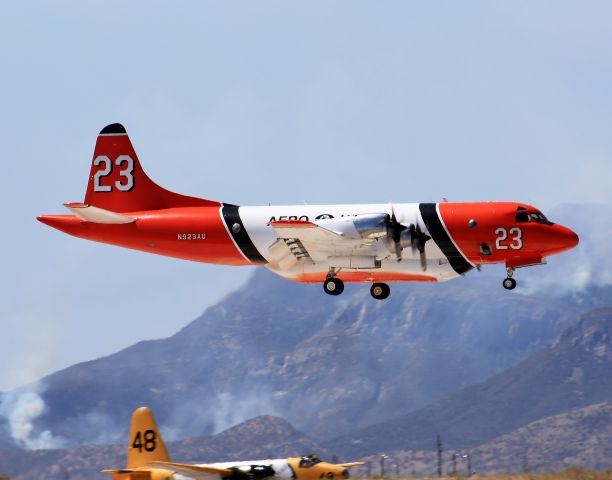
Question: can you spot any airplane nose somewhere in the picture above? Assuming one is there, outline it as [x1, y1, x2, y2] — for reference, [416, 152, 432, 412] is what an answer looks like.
[554, 224, 579, 252]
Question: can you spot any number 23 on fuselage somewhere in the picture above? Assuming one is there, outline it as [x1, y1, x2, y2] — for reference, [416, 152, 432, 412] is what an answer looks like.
[38, 124, 579, 300]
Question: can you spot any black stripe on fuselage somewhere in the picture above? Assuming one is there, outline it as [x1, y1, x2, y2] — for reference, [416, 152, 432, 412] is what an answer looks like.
[419, 203, 473, 275]
[221, 204, 267, 264]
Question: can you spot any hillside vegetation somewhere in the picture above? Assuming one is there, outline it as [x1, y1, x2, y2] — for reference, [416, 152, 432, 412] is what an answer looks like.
[389, 470, 612, 480]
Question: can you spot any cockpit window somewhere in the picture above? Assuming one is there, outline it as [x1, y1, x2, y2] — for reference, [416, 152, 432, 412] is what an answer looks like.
[515, 207, 554, 225]
[516, 206, 529, 223]
[530, 212, 554, 225]
[516, 212, 530, 222]
[299, 454, 322, 468]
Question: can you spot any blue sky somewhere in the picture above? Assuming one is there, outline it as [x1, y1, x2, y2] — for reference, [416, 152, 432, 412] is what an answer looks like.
[1, 1, 611, 390]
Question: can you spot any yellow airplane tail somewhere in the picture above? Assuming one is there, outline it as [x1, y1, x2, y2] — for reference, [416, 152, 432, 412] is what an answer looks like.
[126, 406, 171, 469]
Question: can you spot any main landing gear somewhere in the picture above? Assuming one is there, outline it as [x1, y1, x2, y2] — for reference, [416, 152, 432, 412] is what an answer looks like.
[323, 277, 344, 296]
[323, 271, 391, 300]
[503, 267, 517, 290]
[370, 283, 390, 300]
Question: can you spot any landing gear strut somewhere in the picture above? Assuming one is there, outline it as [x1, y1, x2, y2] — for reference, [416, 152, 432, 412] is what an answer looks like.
[370, 282, 390, 300]
[323, 276, 344, 296]
[503, 267, 517, 290]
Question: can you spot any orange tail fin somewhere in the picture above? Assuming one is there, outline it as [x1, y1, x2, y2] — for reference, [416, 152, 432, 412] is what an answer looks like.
[126, 406, 170, 469]
[85, 123, 218, 212]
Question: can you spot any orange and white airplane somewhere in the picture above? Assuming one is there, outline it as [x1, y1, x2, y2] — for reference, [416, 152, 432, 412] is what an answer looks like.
[103, 406, 363, 480]
[38, 123, 579, 299]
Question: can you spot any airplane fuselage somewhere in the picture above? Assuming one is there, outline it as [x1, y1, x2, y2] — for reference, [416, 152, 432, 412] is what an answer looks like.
[40, 201, 577, 282]
[38, 123, 580, 298]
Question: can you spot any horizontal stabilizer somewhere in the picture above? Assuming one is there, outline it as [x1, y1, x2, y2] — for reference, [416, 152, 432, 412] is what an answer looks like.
[64, 202, 135, 224]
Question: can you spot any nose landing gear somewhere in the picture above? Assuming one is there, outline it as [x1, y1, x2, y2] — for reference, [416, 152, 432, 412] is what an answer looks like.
[370, 282, 390, 300]
[503, 267, 517, 290]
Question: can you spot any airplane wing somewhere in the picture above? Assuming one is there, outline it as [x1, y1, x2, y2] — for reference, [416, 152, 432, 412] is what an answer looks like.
[337, 462, 366, 468]
[148, 461, 232, 479]
[268, 218, 384, 269]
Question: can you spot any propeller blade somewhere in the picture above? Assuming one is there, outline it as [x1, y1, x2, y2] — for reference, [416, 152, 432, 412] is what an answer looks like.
[387, 205, 406, 261]
[420, 248, 427, 271]
[409, 222, 430, 270]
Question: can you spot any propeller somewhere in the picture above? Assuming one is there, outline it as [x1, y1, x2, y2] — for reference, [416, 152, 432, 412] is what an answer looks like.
[385, 206, 431, 270]
[408, 222, 431, 271]
[386, 208, 407, 262]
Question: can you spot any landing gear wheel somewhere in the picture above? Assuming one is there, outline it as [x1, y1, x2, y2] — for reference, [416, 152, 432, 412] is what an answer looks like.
[323, 277, 344, 296]
[503, 277, 517, 290]
[370, 282, 390, 300]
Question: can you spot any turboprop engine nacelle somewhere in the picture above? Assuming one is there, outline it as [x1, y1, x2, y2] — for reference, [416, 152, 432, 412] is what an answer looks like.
[352, 212, 415, 257]
[352, 213, 389, 240]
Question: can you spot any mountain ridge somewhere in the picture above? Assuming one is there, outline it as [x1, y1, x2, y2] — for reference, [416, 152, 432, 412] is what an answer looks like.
[329, 307, 612, 456]
[0, 415, 324, 480]
[3, 264, 610, 450]
[4, 400, 612, 480]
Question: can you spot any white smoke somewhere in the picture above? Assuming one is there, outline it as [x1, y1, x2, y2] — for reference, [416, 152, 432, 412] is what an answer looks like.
[0, 386, 66, 449]
[211, 391, 281, 434]
[158, 389, 282, 441]
[519, 203, 612, 295]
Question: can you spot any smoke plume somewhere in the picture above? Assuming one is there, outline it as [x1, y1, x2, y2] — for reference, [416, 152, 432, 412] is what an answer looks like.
[0, 386, 66, 449]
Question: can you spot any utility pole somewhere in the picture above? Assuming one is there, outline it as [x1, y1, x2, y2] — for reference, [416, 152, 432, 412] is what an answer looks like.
[462, 453, 472, 477]
[395, 463, 400, 478]
[451, 452, 457, 476]
[380, 454, 389, 477]
[436, 435, 443, 478]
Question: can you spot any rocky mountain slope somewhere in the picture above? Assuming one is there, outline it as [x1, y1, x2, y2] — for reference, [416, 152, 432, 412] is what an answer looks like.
[4, 400, 612, 480]
[1, 267, 595, 449]
[474, 401, 612, 473]
[0, 415, 324, 480]
[355, 402, 612, 476]
[330, 307, 612, 456]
